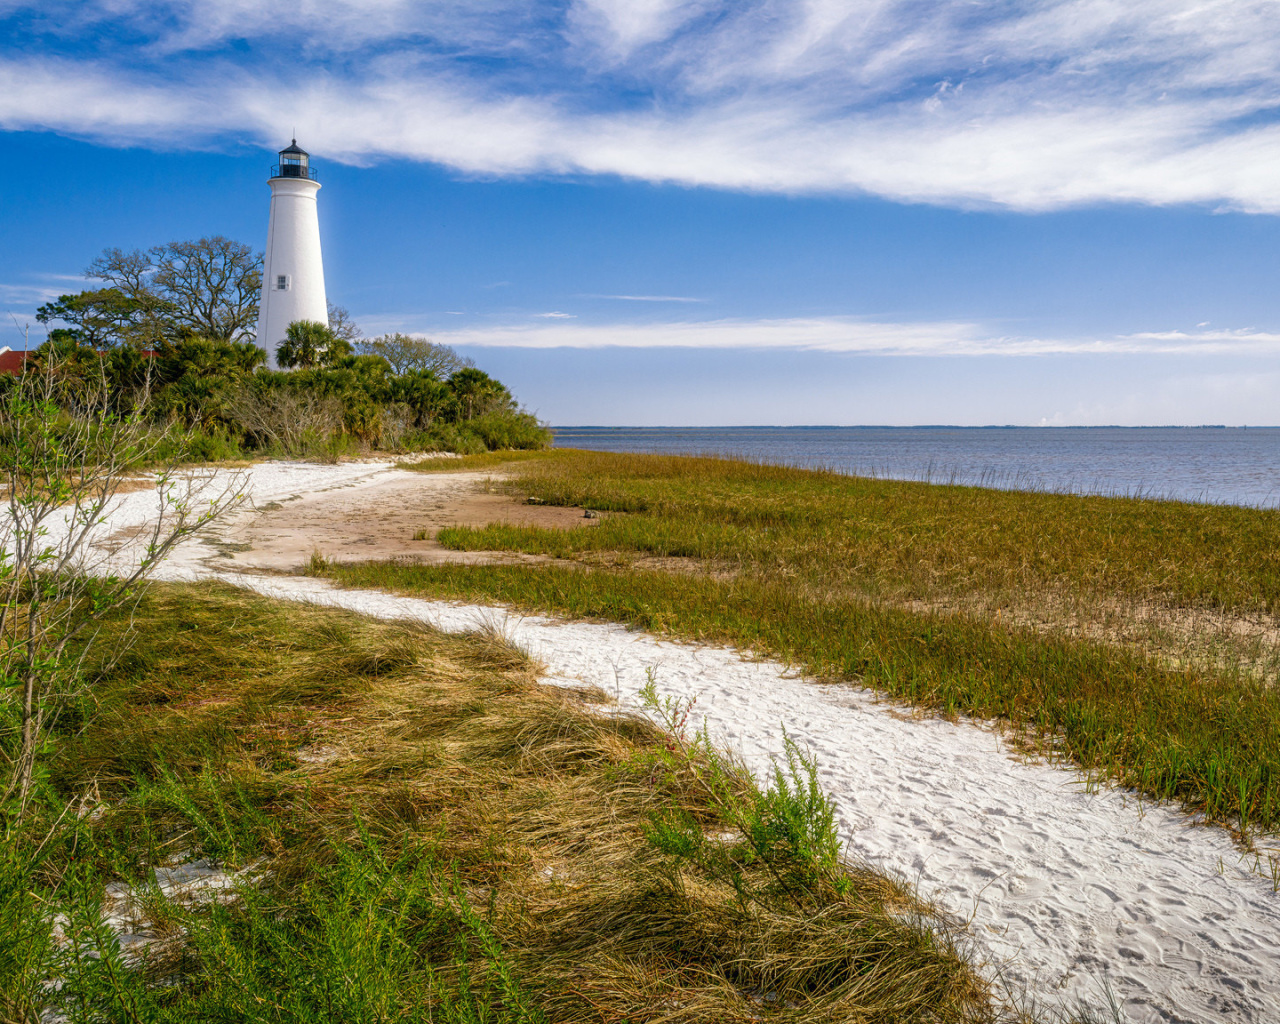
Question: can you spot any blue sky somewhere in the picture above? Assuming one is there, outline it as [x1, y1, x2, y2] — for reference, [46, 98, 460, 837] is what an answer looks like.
[3, 0, 1280, 425]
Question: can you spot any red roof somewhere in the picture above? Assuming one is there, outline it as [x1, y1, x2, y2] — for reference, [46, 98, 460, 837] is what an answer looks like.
[0, 350, 31, 375]
[0, 349, 157, 375]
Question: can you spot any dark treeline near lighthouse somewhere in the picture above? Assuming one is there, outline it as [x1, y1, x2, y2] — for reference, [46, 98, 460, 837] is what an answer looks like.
[10, 236, 550, 460]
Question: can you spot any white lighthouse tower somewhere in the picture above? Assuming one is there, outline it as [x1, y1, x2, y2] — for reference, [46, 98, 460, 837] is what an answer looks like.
[256, 140, 328, 367]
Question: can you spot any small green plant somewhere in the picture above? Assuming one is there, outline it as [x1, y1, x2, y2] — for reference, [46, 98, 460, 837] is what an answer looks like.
[749, 736, 842, 882]
[0, 823, 60, 1020]
[54, 865, 159, 1022]
[164, 832, 547, 1023]
[132, 763, 277, 867]
[639, 674, 845, 908]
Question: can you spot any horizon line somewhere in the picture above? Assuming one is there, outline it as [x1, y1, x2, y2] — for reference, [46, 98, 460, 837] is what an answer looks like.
[549, 424, 1257, 430]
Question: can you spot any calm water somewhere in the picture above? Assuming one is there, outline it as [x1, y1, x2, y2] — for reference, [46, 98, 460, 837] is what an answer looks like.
[551, 426, 1280, 508]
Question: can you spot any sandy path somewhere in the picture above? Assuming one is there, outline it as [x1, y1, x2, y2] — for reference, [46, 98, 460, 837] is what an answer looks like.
[222, 575, 1280, 1024]
[67, 462, 1280, 1022]
[186, 459, 592, 573]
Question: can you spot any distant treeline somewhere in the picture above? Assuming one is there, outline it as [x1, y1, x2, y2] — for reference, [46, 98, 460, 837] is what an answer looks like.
[7, 236, 550, 459]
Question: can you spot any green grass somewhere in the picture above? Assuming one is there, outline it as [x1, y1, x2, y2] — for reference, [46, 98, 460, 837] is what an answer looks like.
[450, 449, 1280, 613]
[326, 449, 1280, 838]
[400, 450, 559, 473]
[4, 583, 1027, 1023]
[320, 559, 1280, 836]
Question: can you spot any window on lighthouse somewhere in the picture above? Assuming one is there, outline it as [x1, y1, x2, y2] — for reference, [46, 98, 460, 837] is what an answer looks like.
[276, 275, 289, 291]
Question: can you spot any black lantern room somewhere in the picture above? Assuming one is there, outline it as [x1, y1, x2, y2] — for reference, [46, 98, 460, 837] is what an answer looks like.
[271, 139, 317, 180]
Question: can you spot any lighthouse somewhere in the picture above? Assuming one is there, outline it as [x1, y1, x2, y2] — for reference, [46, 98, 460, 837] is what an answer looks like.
[256, 140, 327, 367]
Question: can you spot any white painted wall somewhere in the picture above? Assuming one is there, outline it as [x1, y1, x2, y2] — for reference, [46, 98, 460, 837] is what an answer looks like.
[256, 176, 327, 368]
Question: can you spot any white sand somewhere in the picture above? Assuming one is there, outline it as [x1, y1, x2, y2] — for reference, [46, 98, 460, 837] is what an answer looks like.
[40, 461, 1280, 1022]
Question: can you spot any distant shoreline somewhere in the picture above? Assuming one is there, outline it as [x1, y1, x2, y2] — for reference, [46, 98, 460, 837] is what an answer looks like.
[547, 424, 1280, 508]
[553, 423, 1258, 430]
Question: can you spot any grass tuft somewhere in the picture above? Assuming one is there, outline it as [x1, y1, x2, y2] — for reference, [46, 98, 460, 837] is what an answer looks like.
[3, 581, 1041, 1022]
[317, 449, 1280, 839]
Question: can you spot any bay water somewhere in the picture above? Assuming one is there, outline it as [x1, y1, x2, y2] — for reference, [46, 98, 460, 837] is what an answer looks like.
[551, 426, 1280, 508]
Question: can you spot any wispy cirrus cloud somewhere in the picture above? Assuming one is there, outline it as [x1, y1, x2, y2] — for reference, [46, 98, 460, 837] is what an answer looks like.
[420, 317, 1280, 357]
[4, 1, 1280, 210]
[0, 277, 82, 332]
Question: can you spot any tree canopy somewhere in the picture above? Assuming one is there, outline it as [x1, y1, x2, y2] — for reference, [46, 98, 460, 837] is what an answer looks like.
[15, 235, 549, 458]
[35, 288, 168, 350]
[354, 333, 474, 377]
[85, 236, 262, 344]
[276, 320, 352, 370]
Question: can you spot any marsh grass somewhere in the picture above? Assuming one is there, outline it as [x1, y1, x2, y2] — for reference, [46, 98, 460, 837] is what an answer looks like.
[323, 559, 1280, 836]
[521, 452, 1280, 611]
[399, 450, 557, 474]
[365, 449, 1280, 838]
[4, 583, 1029, 1023]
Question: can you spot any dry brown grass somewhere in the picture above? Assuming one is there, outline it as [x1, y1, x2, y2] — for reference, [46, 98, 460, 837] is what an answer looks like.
[37, 582, 1035, 1022]
[319, 450, 1280, 839]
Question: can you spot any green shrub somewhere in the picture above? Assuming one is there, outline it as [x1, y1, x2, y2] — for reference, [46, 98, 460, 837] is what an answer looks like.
[465, 410, 553, 451]
[405, 422, 487, 455]
[152, 425, 244, 464]
[14, 328, 550, 463]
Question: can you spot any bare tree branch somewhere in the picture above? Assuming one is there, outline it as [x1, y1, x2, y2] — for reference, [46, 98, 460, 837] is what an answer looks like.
[354, 333, 473, 377]
[1, 359, 247, 817]
[86, 237, 263, 344]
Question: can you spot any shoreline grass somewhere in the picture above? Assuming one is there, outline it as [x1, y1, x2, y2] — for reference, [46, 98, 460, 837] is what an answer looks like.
[319, 559, 1280, 839]
[351, 449, 1280, 839]
[5, 582, 1032, 1023]
[444, 449, 1280, 614]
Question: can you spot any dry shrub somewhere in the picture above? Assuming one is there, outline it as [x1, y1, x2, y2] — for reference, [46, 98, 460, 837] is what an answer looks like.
[228, 385, 344, 457]
[376, 400, 418, 452]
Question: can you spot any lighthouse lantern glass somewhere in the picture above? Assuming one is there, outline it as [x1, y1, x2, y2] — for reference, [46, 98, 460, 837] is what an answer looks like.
[276, 145, 310, 178]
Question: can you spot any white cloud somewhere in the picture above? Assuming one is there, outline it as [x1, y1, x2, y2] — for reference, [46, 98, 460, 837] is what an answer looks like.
[565, 0, 714, 61]
[420, 316, 1280, 356]
[432, 316, 984, 351]
[5, 1, 1280, 209]
[0, 282, 66, 304]
[0, 58, 240, 143]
